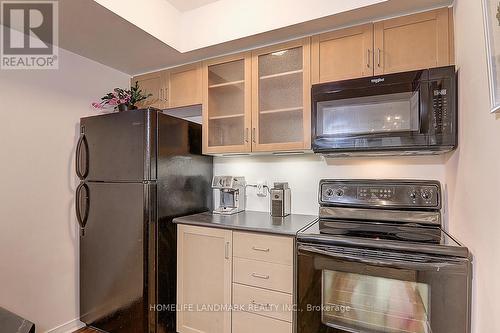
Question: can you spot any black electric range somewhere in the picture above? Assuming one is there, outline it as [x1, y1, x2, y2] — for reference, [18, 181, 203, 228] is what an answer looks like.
[296, 179, 472, 333]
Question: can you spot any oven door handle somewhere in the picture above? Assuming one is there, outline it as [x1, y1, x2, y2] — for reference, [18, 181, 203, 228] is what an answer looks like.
[298, 245, 459, 271]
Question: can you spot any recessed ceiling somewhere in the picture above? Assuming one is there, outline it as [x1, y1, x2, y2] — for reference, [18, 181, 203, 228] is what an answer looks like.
[93, 0, 390, 53]
[167, 0, 220, 12]
[58, 0, 453, 75]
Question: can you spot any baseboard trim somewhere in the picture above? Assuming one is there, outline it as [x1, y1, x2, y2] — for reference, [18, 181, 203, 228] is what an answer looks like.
[47, 318, 85, 333]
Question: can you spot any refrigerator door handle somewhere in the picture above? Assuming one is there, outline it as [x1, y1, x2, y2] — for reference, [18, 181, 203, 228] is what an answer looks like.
[76, 182, 90, 236]
[76, 133, 89, 180]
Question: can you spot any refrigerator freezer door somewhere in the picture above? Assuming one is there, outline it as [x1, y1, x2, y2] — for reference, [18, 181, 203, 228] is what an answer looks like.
[79, 110, 157, 182]
[80, 182, 156, 333]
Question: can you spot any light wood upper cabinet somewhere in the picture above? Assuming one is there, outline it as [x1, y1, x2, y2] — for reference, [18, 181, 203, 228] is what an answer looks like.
[202, 53, 252, 155]
[177, 224, 232, 333]
[167, 62, 203, 108]
[132, 8, 454, 155]
[132, 62, 202, 110]
[373, 8, 451, 75]
[447, 7, 455, 65]
[251, 38, 311, 152]
[312, 24, 373, 84]
[132, 71, 168, 109]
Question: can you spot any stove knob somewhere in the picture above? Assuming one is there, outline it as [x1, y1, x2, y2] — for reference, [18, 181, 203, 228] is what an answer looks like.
[421, 190, 432, 200]
[325, 189, 334, 197]
[335, 189, 345, 197]
[409, 191, 417, 200]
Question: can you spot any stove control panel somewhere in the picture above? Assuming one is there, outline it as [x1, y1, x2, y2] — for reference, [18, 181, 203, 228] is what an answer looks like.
[320, 180, 441, 209]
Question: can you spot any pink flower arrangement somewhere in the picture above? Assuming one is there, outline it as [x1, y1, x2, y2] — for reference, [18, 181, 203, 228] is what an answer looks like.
[92, 82, 152, 111]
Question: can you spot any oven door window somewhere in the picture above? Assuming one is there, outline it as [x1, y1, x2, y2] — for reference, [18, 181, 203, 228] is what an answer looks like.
[316, 91, 420, 136]
[322, 270, 430, 333]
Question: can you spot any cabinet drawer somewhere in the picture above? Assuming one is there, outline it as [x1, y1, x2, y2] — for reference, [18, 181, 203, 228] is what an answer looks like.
[233, 283, 292, 322]
[233, 257, 293, 293]
[233, 231, 293, 265]
[232, 310, 292, 333]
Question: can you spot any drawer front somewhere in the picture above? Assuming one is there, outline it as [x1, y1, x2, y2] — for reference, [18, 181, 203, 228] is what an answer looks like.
[233, 231, 294, 265]
[232, 310, 292, 333]
[233, 257, 293, 293]
[233, 283, 292, 322]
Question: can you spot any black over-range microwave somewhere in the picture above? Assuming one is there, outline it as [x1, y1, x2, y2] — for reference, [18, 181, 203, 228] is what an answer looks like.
[311, 66, 457, 156]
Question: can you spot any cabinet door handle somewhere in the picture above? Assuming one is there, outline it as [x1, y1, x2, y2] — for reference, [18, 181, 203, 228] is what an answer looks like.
[245, 128, 249, 143]
[252, 246, 270, 252]
[251, 272, 270, 279]
[367, 49, 371, 68]
[225, 241, 230, 259]
[377, 48, 381, 68]
[252, 128, 256, 143]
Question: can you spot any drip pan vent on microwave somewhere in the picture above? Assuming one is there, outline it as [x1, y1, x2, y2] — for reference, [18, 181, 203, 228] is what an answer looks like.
[320, 149, 453, 158]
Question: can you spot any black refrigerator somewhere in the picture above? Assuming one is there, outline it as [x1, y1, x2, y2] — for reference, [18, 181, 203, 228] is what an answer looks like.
[75, 108, 213, 333]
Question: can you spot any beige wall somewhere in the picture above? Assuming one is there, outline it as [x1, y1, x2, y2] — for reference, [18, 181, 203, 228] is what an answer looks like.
[0, 47, 129, 331]
[446, 1, 500, 332]
[214, 155, 446, 215]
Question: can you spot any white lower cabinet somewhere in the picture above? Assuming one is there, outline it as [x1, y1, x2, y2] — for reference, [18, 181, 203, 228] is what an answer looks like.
[233, 283, 293, 322]
[177, 227, 294, 333]
[232, 311, 292, 333]
[233, 257, 293, 293]
[176, 225, 232, 333]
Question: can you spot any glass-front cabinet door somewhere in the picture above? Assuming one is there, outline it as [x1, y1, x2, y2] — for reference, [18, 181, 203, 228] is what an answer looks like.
[202, 53, 252, 154]
[251, 38, 311, 152]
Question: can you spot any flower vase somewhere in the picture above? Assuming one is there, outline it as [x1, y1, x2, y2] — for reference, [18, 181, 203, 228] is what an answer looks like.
[117, 104, 138, 112]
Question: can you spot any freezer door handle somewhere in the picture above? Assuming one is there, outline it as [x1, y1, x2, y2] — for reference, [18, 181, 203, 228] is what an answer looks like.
[76, 182, 90, 236]
[75, 132, 89, 180]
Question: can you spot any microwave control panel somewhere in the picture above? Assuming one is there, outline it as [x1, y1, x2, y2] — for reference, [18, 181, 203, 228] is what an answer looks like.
[431, 79, 452, 135]
[320, 180, 441, 209]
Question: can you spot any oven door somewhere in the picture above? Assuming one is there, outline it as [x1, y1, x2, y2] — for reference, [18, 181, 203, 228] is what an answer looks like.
[297, 244, 471, 333]
[312, 71, 431, 154]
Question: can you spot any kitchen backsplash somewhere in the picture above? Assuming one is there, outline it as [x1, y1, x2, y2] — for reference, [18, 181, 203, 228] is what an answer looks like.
[214, 154, 447, 215]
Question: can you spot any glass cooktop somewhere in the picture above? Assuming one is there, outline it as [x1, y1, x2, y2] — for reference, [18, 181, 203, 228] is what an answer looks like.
[298, 219, 469, 258]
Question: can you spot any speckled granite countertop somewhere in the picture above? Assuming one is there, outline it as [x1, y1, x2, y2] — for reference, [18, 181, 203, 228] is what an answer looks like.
[173, 210, 317, 236]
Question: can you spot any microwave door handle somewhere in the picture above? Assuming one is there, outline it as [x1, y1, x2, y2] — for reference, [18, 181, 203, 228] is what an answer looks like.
[419, 82, 431, 134]
[298, 245, 457, 271]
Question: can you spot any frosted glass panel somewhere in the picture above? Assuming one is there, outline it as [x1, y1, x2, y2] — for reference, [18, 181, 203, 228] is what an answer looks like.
[208, 117, 244, 147]
[317, 92, 420, 136]
[322, 270, 430, 333]
[208, 85, 244, 118]
[259, 111, 303, 144]
[209, 60, 244, 86]
[259, 47, 302, 77]
[207, 59, 245, 147]
[259, 73, 302, 111]
[257, 46, 304, 145]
